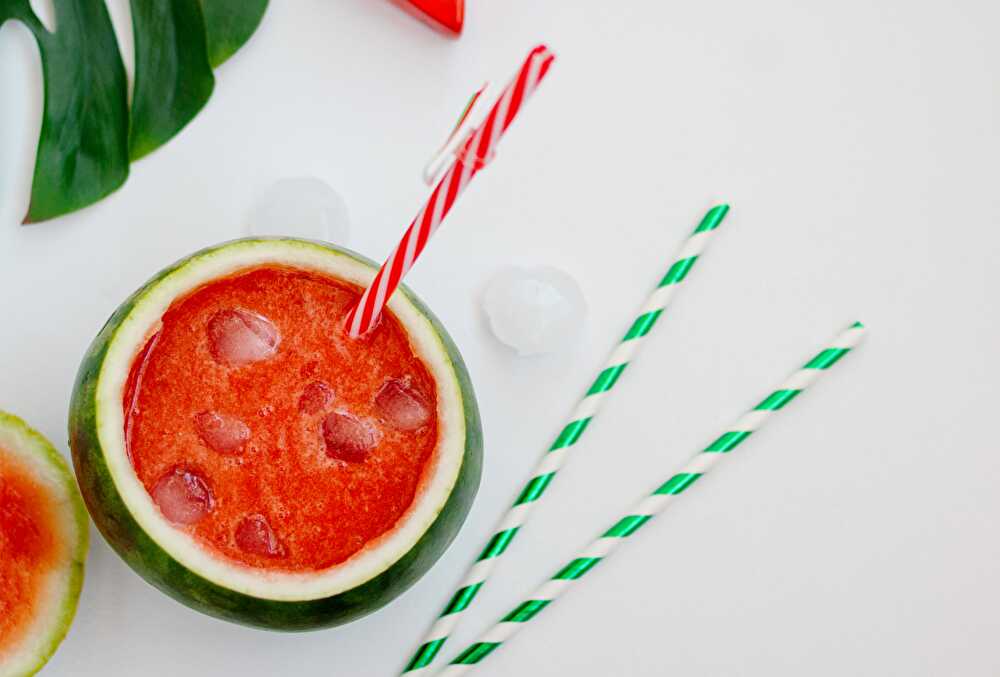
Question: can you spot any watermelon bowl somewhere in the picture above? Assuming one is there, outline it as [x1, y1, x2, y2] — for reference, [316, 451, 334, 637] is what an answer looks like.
[69, 238, 483, 631]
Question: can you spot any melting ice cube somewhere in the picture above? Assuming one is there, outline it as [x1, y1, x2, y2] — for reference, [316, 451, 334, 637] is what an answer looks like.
[482, 266, 587, 356]
[234, 514, 285, 558]
[248, 177, 351, 244]
[207, 309, 280, 366]
[153, 467, 214, 525]
[375, 379, 431, 431]
[193, 411, 251, 454]
[298, 381, 334, 415]
[322, 412, 376, 463]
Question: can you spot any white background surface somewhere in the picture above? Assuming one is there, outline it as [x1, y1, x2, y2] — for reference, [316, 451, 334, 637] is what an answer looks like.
[1, 1, 998, 675]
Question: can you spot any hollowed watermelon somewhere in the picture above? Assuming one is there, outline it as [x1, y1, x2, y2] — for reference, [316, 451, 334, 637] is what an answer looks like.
[0, 411, 88, 677]
[69, 239, 482, 630]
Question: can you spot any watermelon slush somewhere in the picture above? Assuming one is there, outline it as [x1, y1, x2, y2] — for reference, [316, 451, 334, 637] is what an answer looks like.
[70, 239, 482, 629]
[124, 266, 442, 571]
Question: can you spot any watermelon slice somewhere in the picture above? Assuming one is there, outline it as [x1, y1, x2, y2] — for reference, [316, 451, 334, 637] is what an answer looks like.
[0, 412, 88, 677]
[405, 0, 464, 34]
[70, 239, 482, 630]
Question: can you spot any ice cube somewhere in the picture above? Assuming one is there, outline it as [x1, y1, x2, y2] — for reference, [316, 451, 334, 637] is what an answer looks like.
[153, 467, 214, 525]
[482, 266, 587, 356]
[248, 177, 351, 244]
[375, 378, 431, 431]
[193, 411, 251, 454]
[207, 308, 280, 366]
[322, 412, 376, 463]
[299, 381, 334, 415]
[234, 514, 285, 558]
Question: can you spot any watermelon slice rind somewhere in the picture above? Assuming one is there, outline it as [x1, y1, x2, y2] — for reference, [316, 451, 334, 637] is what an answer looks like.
[0, 411, 89, 677]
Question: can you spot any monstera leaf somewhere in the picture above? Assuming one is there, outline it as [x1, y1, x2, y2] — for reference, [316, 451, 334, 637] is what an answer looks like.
[0, 0, 267, 223]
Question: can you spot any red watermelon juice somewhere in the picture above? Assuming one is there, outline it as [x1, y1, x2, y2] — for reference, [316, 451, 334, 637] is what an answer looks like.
[123, 265, 440, 572]
[0, 451, 63, 651]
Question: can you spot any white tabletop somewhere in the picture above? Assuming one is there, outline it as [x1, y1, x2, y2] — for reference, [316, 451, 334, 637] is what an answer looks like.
[1, 1, 998, 675]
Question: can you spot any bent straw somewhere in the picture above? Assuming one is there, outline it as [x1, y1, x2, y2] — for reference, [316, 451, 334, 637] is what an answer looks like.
[401, 205, 731, 675]
[438, 322, 867, 675]
[424, 82, 493, 185]
[346, 45, 556, 337]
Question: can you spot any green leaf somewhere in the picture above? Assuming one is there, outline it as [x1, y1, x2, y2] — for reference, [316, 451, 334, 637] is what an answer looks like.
[128, 0, 215, 161]
[1, 0, 268, 223]
[200, 0, 268, 68]
[2, 0, 129, 224]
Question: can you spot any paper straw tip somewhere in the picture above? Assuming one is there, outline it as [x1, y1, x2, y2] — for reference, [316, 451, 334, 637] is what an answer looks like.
[695, 204, 730, 233]
[831, 321, 867, 350]
[529, 44, 557, 68]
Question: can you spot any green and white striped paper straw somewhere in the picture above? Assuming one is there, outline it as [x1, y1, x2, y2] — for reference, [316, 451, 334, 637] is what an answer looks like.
[437, 321, 866, 675]
[401, 205, 731, 675]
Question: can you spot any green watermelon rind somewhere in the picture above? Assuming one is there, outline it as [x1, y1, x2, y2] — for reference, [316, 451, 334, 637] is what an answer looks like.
[68, 238, 483, 630]
[0, 411, 89, 677]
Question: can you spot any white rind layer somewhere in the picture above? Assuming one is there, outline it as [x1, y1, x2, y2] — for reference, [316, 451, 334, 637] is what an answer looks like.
[0, 412, 88, 677]
[94, 239, 467, 602]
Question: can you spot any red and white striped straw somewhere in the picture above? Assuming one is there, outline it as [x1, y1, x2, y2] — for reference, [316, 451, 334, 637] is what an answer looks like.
[345, 44, 556, 337]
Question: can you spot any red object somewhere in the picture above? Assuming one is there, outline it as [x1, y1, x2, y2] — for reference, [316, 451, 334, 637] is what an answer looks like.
[0, 452, 61, 653]
[406, 0, 464, 33]
[124, 266, 440, 572]
[345, 45, 556, 338]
